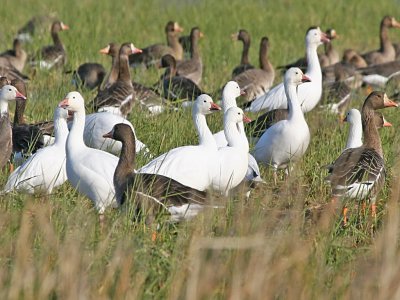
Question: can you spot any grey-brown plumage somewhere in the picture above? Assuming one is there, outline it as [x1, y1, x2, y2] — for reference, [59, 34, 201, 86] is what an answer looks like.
[129, 21, 184, 68]
[105, 123, 207, 221]
[358, 60, 400, 77]
[233, 37, 275, 101]
[326, 91, 397, 200]
[17, 14, 58, 42]
[0, 111, 12, 169]
[0, 39, 27, 72]
[71, 63, 106, 90]
[231, 29, 254, 77]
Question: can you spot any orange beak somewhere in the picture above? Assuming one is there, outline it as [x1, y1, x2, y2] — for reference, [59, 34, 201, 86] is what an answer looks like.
[99, 45, 110, 54]
[384, 98, 398, 108]
[61, 23, 69, 30]
[174, 23, 184, 32]
[210, 102, 221, 111]
[59, 98, 69, 108]
[302, 74, 311, 83]
[15, 90, 26, 100]
[199, 31, 205, 38]
[231, 32, 239, 41]
[132, 47, 143, 54]
[243, 114, 252, 123]
[392, 18, 400, 28]
[383, 120, 392, 127]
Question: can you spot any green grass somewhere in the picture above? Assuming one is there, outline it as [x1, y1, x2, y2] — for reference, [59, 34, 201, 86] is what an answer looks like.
[1, 0, 400, 298]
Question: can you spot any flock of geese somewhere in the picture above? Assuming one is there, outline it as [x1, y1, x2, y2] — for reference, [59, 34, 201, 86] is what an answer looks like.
[0, 14, 400, 224]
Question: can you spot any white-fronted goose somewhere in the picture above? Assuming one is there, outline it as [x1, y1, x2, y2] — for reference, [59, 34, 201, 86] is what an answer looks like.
[358, 60, 400, 88]
[326, 91, 397, 221]
[0, 85, 26, 169]
[104, 123, 208, 222]
[0, 39, 27, 72]
[231, 29, 255, 77]
[319, 29, 340, 67]
[129, 21, 184, 68]
[33, 20, 69, 69]
[361, 16, 400, 65]
[72, 63, 106, 90]
[233, 36, 275, 101]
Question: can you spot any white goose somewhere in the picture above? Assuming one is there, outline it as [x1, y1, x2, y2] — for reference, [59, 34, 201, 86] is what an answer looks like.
[138, 94, 221, 191]
[59, 92, 118, 214]
[212, 107, 251, 194]
[253, 68, 311, 182]
[4, 107, 69, 194]
[246, 27, 329, 113]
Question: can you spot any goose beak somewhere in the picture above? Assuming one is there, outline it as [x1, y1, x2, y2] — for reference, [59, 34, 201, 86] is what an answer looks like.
[392, 19, 400, 28]
[320, 32, 330, 43]
[99, 45, 110, 54]
[175, 23, 184, 32]
[132, 47, 143, 54]
[301, 75, 311, 83]
[383, 94, 398, 107]
[61, 23, 69, 30]
[243, 114, 252, 123]
[383, 120, 393, 127]
[199, 31, 205, 38]
[210, 102, 221, 111]
[231, 32, 239, 41]
[343, 115, 348, 122]
[103, 131, 113, 138]
[59, 98, 69, 108]
[240, 89, 246, 96]
[15, 90, 26, 100]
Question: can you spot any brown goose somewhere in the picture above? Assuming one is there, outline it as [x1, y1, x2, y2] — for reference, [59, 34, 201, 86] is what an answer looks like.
[104, 123, 207, 222]
[92, 43, 142, 116]
[319, 29, 340, 67]
[71, 63, 106, 90]
[0, 85, 26, 169]
[98, 43, 166, 114]
[129, 21, 184, 68]
[158, 54, 206, 101]
[17, 14, 57, 42]
[0, 39, 27, 72]
[166, 27, 203, 85]
[326, 91, 398, 222]
[233, 36, 275, 101]
[361, 16, 400, 65]
[33, 20, 69, 69]
[231, 29, 255, 77]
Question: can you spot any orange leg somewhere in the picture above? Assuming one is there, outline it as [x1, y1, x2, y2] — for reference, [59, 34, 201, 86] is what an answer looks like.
[342, 207, 348, 226]
[9, 162, 14, 173]
[371, 203, 377, 219]
[151, 231, 157, 242]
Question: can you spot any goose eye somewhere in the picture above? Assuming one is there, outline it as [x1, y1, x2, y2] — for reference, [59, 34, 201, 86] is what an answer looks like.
[204, 100, 206, 103]
[8, 89, 11, 92]
[73, 96, 75, 99]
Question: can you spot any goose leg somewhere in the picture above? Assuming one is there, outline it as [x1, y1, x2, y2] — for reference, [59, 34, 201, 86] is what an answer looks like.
[371, 203, 377, 219]
[342, 207, 348, 226]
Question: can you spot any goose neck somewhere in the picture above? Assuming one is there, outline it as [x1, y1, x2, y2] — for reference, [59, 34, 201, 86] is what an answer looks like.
[362, 107, 383, 156]
[193, 112, 215, 147]
[285, 83, 304, 122]
[241, 39, 251, 65]
[67, 110, 86, 151]
[305, 43, 321, 78]
[259, 43, 271, 72]
[345, 120, 363, 149]
[108, 53, 120, 86]
[116, 135, 136, 182]
[222, 94, 237, 113]
[190, 35, 200, 59]
[51, 31, 63, 48]
[380, 24, 393, 54]
[118, 54, 132, 83]
[224, 120, 249, 152]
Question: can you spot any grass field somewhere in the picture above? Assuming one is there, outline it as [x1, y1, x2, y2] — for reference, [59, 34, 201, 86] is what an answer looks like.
[1, 0, 400, 298]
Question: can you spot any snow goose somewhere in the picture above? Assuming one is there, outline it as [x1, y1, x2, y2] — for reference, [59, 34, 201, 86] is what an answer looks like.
[4, 107, 69, 194]
[138, 94, 221, 191]
[0, 38, 27, 72]
[104, 123, 208, 222]
[231, 29, 254, 77]
[326, 91, 398, 221]
[361, 16, 400, 65]
[212, 107, 251, 194]
[129, 21, 184, 68]
[246, 27, 329, 113]
[59, 91, 118, 214]
[253, 68, 311, 183]
[0, 85, 26, 169]
[233, 37, 275, 101]
[32, 21, 69, 70]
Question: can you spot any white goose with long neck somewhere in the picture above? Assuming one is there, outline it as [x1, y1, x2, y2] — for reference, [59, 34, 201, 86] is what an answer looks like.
[247, 27, 329, 113]
[139, 94, 220, 191]
[60, 91, 118, 214]
[4, 107, 69, 194]
[253, 68, 311, 175]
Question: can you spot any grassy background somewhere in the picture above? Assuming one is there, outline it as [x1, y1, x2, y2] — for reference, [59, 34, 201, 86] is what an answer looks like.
[1, 0, 400, 298]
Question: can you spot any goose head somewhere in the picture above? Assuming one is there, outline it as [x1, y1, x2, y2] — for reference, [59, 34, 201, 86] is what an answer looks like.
[0, 85, 26, 102]
[54, 106, 69, 121]
[193, 94, 221, 115]
[305, 27, 330, 47]
[52, 21, 69, 33]
[225, 106, 251, 125]
[103, 123, 133, 142]
[326, 28, 339, 40]
[99, 42, 119, 56]
[232, 29, 250, 43]
[382, 16, 400, 29]
[58, 91, 85, 112]
[343, 108, 361, 124]
[284, 67, 311, 86]
[119, 43, 142, 56]
[191, 27, 204, 39]
[166, 21, 184, 34]
[363, 91, 398, 110]
[223, 80, 245, 100]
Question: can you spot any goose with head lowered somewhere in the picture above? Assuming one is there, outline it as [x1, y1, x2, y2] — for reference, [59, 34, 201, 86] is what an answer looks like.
[246, 27, 329, 113]
[104, 123, 209, 222]
[138, 94, 221, 191]
[326, 92, 397, 222]
[59, 91, 118, 214]
[253, 68, 311, 183]
[0, 85, 26, 169]
[4, 107, 69, 194]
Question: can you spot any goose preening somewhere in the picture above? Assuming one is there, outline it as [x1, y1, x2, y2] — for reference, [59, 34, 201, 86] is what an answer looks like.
[231, 29, 254, 77]
[32, 20, 69, 70]
[233, 36, 275, 101]
[326, 92, 398, 222]
[59, 91, 118, 214]
[361, 16, 400, 65]
[104, 123, 208, 222]
[4, 107, 69, 194]
[129, 21, 184, 68]
[71, 63, 106, 90]
[253, 68, 311, 183]
[0, 85, 26, 169]
[0, 38, 27, 72]
[139, 94, 221, 191]
[246, 27, 329, 113]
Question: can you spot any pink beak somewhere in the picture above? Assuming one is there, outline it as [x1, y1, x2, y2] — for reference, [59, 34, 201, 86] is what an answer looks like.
[302, 75, 311, 83]
[15, 90, 26, 100]
[243, 114, 252, 123]
[383, 120, 392, 127]
[320, 32, 330, 43]
[240, 89, 246, 96]
[210, 102, 221, 111]
[59, 98, 69, 108]
[133, 48, 143, 54]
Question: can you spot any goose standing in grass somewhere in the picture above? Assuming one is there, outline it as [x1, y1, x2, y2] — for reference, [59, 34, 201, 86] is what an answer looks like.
[233, 37, 275, 101]
[326, 92, 398, 222]
[253, 68, 311, 184]
[129, 21, 184, 68]
[139, 95, 221, 191]
[4, 107, 69, 194]
[59, 91, 118, 214]
[361, 16, 400, 65]
[246, 27, 329, 113]
[231, 29, 254, 77]
[32, 20, 69, 69]
[0, 85, 26, 169]
[104, 123, 208, 222]
[0, 38, 27, 72]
